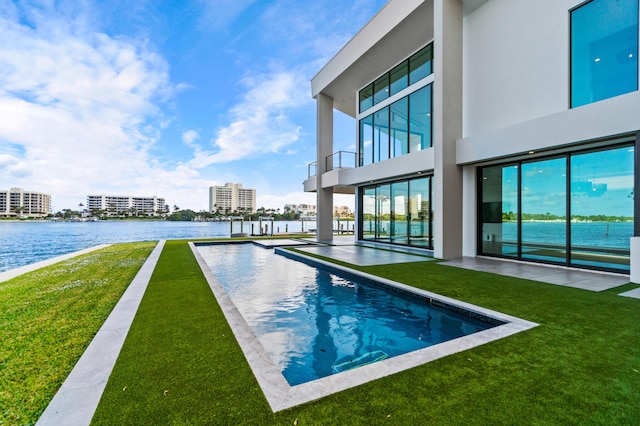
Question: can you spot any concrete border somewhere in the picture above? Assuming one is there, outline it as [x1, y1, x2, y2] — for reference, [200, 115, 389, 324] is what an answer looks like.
[36, 240, 166, 426]
[0, 245, 112, 283]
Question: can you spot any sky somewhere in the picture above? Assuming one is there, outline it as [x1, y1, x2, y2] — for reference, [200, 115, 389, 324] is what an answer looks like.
[0, 0, 388, 212]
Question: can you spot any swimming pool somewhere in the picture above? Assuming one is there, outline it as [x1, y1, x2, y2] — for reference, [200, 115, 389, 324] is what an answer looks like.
[190, 241, 537, 411]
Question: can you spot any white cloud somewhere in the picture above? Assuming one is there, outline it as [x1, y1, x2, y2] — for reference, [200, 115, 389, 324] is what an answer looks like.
[197, 0, 257, 31]
[182, 129, 200, 146]
[188, 70, 309, 168]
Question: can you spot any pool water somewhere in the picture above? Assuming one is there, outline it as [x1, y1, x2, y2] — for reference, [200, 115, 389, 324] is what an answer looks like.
[196, 243, 497, 386]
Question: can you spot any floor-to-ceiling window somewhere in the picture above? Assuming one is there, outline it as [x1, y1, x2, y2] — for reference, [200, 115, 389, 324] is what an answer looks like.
[479, 143, 634, 272]
[360, 176, 433, 249]
[358, 43, 433, 167]
[571, 0, 638, 108]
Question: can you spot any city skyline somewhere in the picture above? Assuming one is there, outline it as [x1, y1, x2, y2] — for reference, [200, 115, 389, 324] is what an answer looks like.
[0, 0, 385, 211]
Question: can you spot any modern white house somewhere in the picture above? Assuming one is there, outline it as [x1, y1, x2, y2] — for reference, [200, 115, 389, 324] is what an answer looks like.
[304, 0, 639, 280]
[0, 188, 51, 218]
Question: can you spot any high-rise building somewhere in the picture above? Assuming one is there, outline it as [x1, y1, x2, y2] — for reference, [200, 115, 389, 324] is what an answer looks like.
[86, 194, 166, 216]
[0, 188, 51, 218]
[209, 183, 256, 214]
[305, 0, 639, 277]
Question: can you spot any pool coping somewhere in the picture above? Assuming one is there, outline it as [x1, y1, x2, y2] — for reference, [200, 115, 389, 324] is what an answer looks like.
[189, 241, 539, 412]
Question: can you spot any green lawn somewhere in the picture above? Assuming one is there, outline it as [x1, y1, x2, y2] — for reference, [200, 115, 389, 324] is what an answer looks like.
[92, 240, 640, 425]
[0, 242, 156, 425]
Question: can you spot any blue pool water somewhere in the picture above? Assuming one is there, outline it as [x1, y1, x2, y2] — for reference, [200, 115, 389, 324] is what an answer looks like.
[196, 243, 497, 386]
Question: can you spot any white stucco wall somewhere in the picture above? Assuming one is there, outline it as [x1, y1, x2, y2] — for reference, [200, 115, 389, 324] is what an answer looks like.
[463, 0, 585, 138]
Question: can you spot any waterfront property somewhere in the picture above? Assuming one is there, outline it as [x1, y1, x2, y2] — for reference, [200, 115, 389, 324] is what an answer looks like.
[86, 194, 166, 217]
[304, 0, 639, 280]
[0, 187, 51, 218]
[209, 182, 257, 214]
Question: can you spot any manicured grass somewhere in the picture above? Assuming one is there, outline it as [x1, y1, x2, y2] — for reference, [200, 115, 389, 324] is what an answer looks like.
[92, 241, 640, 425]
[0, 242, 156, 425]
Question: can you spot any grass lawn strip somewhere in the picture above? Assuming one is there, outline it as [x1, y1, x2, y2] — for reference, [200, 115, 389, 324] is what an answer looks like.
[92, 240, 640, 424]
[0, 242, 157, 425]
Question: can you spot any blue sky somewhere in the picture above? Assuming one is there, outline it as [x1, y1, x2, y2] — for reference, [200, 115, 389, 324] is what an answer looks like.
[0, 0, 387, 212]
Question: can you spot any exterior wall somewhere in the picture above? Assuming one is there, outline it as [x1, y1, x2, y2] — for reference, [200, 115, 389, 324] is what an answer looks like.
[0, 188, 51, 218]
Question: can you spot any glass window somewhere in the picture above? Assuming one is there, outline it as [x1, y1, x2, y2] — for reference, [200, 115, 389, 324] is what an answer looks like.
[521, 158, 567, 264]
[390, 97, 409, 158]
[571, 0, 638, 107]
[409, 85, 432, 151]
[409, 44, 433, 85]
[390, 61, 409, 96]
[570, 146, 634, 270]
[373, 74, 390, 105]
[480, 164, 519, 258]
[374, 107, 389, 163]
[359, 84, 373, 113]
[359, 115, 373, 166]
[391, 181, 409, 244]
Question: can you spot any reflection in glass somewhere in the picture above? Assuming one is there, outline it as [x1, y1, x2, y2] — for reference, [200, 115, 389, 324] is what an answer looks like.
[409, 177, 431, 247]
[521, 158, 567, 263]
[359, 83, 373, 113]
[373, 74, 390, 105]
[571, 0, 638, 107]
[391, 181, 409, 244]
[570, 147, 634, 271]
[374, 107, 389, 163]
[362, 187, 376, 240]
[390, 97, 408, 158]
[481, 164, 518, 257]
[390, 61, 409, 96]
[376, 184, 391, 241]
[409, 45, 433, 85]
[359, 114, 373, 166]
[409, 85, 432, 151]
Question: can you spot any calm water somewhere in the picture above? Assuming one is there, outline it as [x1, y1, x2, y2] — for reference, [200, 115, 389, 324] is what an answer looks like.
[196, 243, 495, 386]
[0, 220, 315, 273]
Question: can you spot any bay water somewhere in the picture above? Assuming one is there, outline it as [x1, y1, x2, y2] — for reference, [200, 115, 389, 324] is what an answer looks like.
[0, 220, 316, 273]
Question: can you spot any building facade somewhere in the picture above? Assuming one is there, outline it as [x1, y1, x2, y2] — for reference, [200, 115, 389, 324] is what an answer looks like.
[86, 194, 166, 216]
[305, 0, 639, 279]
[0, 188, 51, 218]
[285, 203, 317, 218]
[209, 183, 256, 214]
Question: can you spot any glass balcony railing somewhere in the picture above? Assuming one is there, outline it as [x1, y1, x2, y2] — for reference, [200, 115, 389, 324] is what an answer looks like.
[308, 161, 317, 178]
[326, 151, 356, 172]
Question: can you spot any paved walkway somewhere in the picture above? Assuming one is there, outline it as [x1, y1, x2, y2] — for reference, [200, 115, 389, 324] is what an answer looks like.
[0, 245, 112, 283]
[36, 241, 165, 426]
[296, 245, 434, 266]
[441, 256, 630, 292]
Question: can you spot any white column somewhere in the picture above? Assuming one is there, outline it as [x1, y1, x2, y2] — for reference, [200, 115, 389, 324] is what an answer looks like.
[631, 237, 640, 283]
[433, 0, 463, 259]
[316, 93, 334, 242]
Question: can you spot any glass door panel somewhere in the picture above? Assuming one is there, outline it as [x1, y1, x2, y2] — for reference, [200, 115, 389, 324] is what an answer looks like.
[376, 184, 391, 242]
[409, 177, 431, 248]
[362, 187, 376, 240]
[570, 146, 634, 271]
[480, 164, 518, 257]
[391, 182, 409, 244]
[521, 158, 567, 263]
